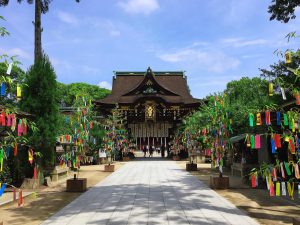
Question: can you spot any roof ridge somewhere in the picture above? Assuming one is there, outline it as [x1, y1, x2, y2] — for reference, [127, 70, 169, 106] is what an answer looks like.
[114, 71, 185, 76]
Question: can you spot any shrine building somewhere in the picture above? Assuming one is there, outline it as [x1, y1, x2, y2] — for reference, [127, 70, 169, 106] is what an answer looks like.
[94, 67, 201, 149]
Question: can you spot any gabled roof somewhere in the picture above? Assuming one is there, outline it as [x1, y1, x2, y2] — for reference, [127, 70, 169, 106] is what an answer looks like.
[95, 67, 200, 106]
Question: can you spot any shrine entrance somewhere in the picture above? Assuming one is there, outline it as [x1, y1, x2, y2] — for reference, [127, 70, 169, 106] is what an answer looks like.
[95, 67, 201, 156]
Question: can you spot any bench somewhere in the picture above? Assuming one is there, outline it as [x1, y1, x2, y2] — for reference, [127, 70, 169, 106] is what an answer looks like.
[231, 163, 258, 178]
[51, 167, 69, 182]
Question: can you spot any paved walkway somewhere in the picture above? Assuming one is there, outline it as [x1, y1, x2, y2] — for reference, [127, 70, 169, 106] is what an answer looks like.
[42, 159, 259, 225]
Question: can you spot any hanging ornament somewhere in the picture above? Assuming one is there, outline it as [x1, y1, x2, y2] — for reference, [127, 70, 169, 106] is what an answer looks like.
[255, 135, 261, 149]
[251, 135, 255, 149]
[11, 114, 16, 131]
[283, 114, 288, 126]
[276, 182, 281, 196]
[265, 111, 271, 125]
[285, 51, 292, 64]
[14, 143, 18, 156]
[274, 134, 282, 148]
[276, 112, 281, 125]
[1, 82, 6, 96]
[28, 149, 34, 165]
[249, 113, 254, 127]
[256, 113, 262, 125]
[280, 87, 286, 100]
[295, 93, 300, 105]
[17, 84, 21, 99]
[1, 111, 6, 126]
[0, 148, 3, 172]
[6, 62, 13, 74]
[271, 138, 276, 154]
[269, 83, 273, 96]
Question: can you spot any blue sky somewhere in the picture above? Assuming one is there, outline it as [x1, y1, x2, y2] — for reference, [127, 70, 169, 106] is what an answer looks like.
[0, 0, 299, 98]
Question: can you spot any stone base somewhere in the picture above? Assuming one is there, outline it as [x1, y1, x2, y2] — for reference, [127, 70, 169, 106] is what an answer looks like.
[51, 167, 69, 182]
[210, 176, 229, 189]
[66, 178, 87, 192]
[21, 178, 40, 189]
[104, 164, 115, 172]
[293, 217, 300, 225]
[173, 156, 180, 161]
[186, 163, 197, 171]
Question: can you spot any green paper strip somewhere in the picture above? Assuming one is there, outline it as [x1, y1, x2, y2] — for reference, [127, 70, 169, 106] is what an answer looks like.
[249, 113, 254, 127]
[284, 162, 292, 176]
[283, 114, 288, 126]
[251, 135, 255, 149]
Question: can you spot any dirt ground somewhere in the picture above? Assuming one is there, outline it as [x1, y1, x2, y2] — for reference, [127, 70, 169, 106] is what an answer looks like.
[177, 160, 300, 225]
[0, 162, 125, 225]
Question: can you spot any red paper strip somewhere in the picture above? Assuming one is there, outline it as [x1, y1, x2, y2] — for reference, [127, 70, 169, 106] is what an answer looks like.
[33, 166, 37, 179]
[255, 135, 261, 149]
[251, 175, 257, 188]
[274, 134, 282, 148]
[14, 143, 18, 156]
[270, 182, 275, 196]
[265, 111, 271, 125]
[18, 190, 23, 206]
[289, 139, 295, 154]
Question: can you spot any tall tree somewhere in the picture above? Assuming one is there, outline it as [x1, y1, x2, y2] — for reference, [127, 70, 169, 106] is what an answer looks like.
[21, 53, 59, 167]
[0, 0, 80, 62]
[268, 0, 300, 23]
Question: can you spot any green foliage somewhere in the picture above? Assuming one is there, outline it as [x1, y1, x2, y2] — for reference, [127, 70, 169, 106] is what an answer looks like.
[0, 15, 9, 36]
[225, 77, 279, 134]
[21, 54, 59, 167]
[260, 50, 300, 99]
[268, 0, 300, 23]
[57, 82, 111, 106]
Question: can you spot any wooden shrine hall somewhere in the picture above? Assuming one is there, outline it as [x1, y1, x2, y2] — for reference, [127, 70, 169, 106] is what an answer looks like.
[95, 67, 201, 149]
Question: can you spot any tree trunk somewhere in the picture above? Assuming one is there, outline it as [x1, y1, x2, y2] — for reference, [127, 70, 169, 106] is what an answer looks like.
[34, 0, 42, 62]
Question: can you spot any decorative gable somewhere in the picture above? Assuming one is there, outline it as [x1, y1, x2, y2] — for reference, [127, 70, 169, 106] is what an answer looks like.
[123, 67, 178, 97]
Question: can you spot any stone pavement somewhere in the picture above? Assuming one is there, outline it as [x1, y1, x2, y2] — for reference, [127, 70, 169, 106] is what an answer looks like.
[42, 159, 259, 225]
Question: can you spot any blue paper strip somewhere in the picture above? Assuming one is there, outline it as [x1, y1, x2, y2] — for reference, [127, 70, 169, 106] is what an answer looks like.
[276, 112, 281, 125]
[1, 82, 5, 96]
[6, 146, 10, 158]
[0, 183, 6, 197]
[271, 139, 276, 154]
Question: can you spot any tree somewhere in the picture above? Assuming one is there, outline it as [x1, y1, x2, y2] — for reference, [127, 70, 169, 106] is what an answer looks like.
[0, 0, 80, 62]
[57, 82, 111, 107]
[21, 53, 59, 167]
[268, 0, 300, 23]
[225, 77, 279, 134]
[260, 49, 300, 101]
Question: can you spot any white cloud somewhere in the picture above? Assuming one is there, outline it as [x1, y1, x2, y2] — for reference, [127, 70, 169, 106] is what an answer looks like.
[221, 38, 268, 48]
[190, 75, 241, 87]
[0, 47, 32, 60]
[56, 11, 79, 25]
[110, 30, 121, 37]
[88, 18, 121, 37]
[157, 48, 240, 73]
[117, 0, 159, 15]
[98, 81, 112, 90]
